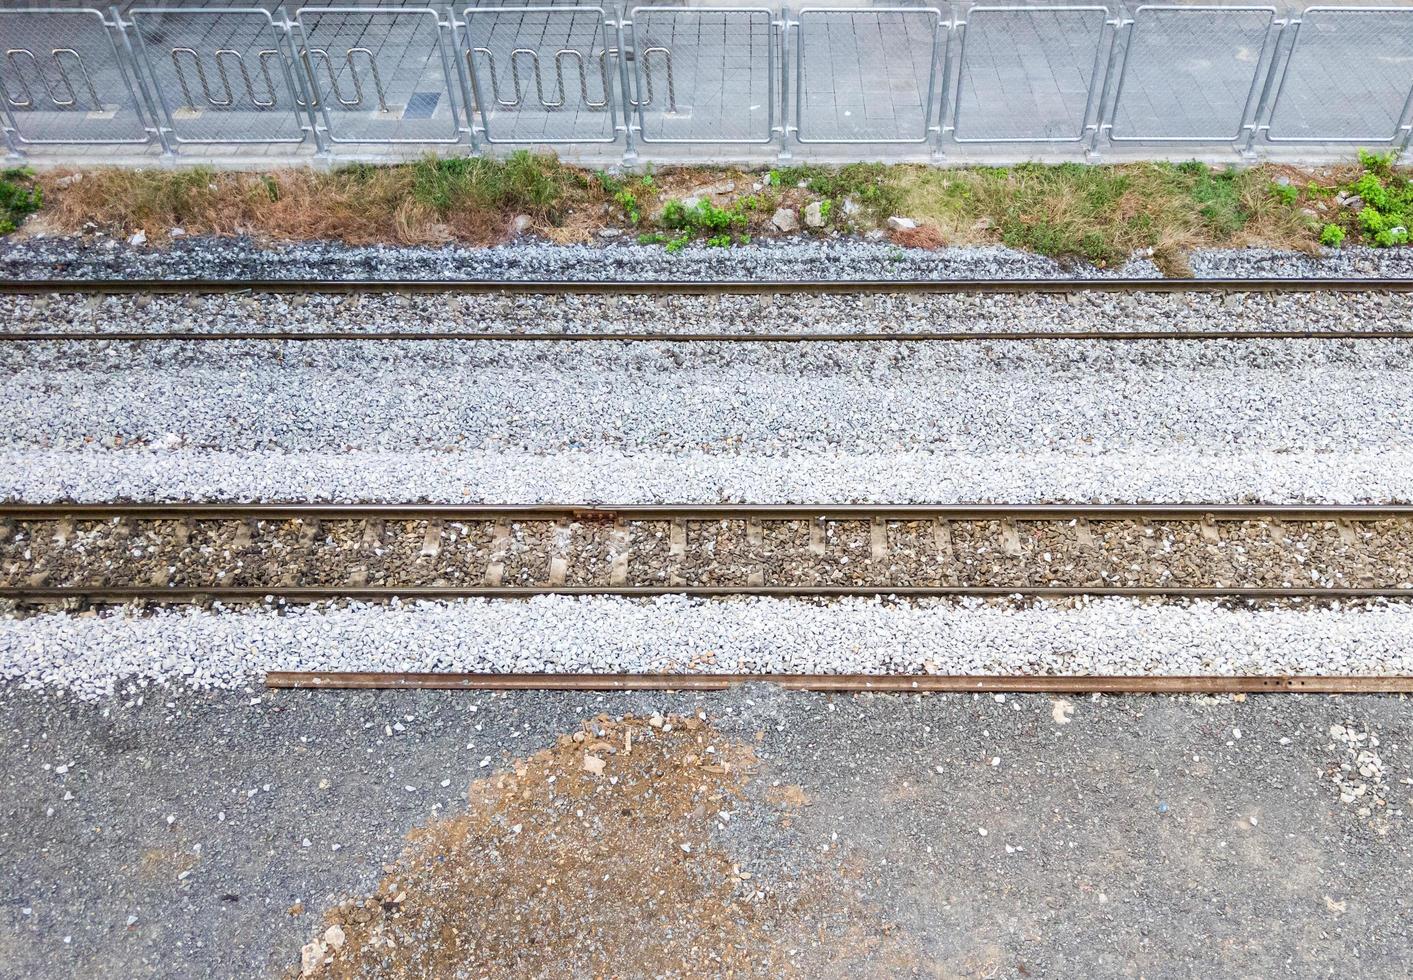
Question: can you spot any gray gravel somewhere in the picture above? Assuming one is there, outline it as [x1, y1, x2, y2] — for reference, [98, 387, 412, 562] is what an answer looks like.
[4, 337, 1412, 503]
[7, 286, 1413, 338]
[5, 234, 1413, 283]
[5, 596, 1413, 699]
[2, 683, 1409, 977]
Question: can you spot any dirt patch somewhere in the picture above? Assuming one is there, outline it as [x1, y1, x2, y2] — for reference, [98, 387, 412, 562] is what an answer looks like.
[293, 712, 929, 978]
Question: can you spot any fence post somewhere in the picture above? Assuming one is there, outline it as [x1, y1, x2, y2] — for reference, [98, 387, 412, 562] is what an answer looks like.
[612, 6, 638, 163]
[110, 4, 174, 157]
[279, 7, 330, 158]
[1085, 6, 1126, 161]
[931, 6, 953, 159]
[778, 8, 793, 160]
[1241, 17, 1288, 159]
[0, 94, 21, 159]
[445, 6, 481, 155]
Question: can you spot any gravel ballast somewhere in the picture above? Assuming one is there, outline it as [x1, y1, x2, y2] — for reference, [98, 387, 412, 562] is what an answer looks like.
[5, 235, 1413, 282]
[4, 336, 1412, 504]
[6, 286, 1413, 338]
[5, 595, 1413, 698]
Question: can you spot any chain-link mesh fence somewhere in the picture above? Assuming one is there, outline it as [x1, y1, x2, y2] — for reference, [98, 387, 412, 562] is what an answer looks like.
[1267, 6, 1413, 143]
[953, 4, 1111, 142]
[794, 6, 943, 143]
[7, 3, 1413, 158]
[460, 4, 622, 143]
[0, 7, 151, 145]
[294, 5, 462, 143]
[129, 6, 309, 144]
[1109, 5, 1276, 142]
[629, 6, 774, 144]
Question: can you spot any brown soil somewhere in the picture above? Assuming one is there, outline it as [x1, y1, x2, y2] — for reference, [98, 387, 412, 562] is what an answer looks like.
[294, 713, 930, 979]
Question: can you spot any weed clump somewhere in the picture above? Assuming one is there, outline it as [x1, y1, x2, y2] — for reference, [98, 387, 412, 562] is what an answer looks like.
[0, 167, 42, 233]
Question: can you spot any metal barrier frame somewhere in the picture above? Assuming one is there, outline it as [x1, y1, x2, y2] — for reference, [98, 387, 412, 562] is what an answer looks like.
[127, 5, 312, 146]
[1263, 5, 1413, 145]
[0, 5, 154, 147]
[458, 4, 626, 146]
[791, 5, 945, 145]
[293, 4, 464, 145]
[627, 5, 777, 145]
[1105, 4, 1281, 144]
[949, 4, 1115, 144]
[5, 3, 1413, 159]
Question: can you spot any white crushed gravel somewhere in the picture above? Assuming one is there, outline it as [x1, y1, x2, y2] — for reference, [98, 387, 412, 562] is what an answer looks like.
[5, 447, 1413, 504]
[5, 338, 1412, 503]
[4, 595, 1412, 699]
[7, 287, 1413, 338]
[4, 235, 1413, 281]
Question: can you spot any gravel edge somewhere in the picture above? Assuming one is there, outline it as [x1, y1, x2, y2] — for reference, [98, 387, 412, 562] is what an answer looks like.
[5, 235, 1413, 282]
[5, 595, 1413, 699]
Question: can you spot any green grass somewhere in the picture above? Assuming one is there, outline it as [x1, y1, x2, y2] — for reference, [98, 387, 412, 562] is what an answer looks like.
[25, 155, 1402, 266]
[893, 161, 1310, 268]
[0, 168, 42, 233]
[405, 152, 570, 219]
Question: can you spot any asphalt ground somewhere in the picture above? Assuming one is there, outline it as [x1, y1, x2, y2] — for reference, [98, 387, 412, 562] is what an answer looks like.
[1, 683, 1409, 978]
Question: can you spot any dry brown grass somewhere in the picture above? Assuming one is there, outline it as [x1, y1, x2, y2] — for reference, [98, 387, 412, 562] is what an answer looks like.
[37, 160, 576, 246]
[21, 156, 1365, 267]
[890, 223, 946, 249]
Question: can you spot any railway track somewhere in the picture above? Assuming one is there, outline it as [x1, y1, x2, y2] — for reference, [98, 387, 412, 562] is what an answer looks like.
[6, 503, 1413, 605]
[5, 277, 1413, 342]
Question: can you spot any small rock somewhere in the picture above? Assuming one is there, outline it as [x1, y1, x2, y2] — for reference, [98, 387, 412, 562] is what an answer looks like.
[803, 201, 826, 229]
[680, 196, 702, 210]
[598, 228, 622, 238]
[842, 197, 861, 216]
[301, 941, 325, 975]
[1343, 195, 1364, 211]
[1274, 175, 1292, 186]
[510, 214, 533, 235]
[864, 229, 886, 241]
[169, 227, 186, 238]
[706, 180, 735, 196]
[771, 208, 799, 233]
[323, 925, 345, 950]
[128, 230, 147, 247]
[583, 754, 606, 776]
[886, 216, 917, 231]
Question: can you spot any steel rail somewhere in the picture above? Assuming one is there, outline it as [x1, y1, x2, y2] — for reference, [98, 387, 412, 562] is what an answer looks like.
[265, 671, 1413, 694]
[7, 502, 1413, 521]
[10, 586, 1413, 602]
[7, 328, 1413, 343]
[2, 277, 1413, 295]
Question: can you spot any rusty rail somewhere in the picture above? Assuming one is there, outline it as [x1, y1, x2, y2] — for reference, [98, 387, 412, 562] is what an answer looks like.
[265, 672, 1413, 694]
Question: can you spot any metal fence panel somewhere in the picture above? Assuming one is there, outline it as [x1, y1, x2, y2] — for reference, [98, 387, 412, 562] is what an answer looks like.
[129, 7, 308, 144]
[1108, 5, 1276, 142]
[1267, 6, 1413, 143]
[0, 7, 151, 145]
[628, 6, 774, 144]
[953, 4, 1111, 142]
[460, 4, 621, 144]
[295, 5, 462, 144]
[794, 6, 943, 144]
